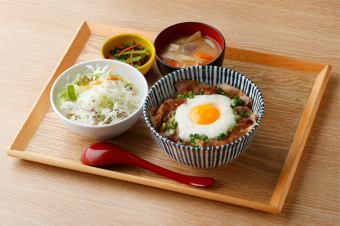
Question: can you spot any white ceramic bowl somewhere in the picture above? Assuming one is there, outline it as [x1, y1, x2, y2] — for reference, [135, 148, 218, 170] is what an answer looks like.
[50, 59, 148, 139]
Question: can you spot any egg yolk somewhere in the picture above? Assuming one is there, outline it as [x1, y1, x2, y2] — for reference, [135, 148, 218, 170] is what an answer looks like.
[190, 104, 220, 125]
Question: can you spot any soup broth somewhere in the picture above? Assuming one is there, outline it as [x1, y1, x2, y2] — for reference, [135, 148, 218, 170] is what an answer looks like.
[160, 31, 221, 68]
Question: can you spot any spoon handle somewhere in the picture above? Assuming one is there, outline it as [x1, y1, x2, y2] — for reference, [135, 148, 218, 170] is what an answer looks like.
[125, 153, 214, 187]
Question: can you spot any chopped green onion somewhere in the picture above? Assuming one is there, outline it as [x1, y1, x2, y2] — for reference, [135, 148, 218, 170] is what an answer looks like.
[178, 92, 194, 99]
[216, 133, 227, 140]
[231, 96, 245, 107]
[234, 113, 241, 121]
[201, 135, 208, 142]
[198, 89, 204, 95]
[189, 133, 209, 146]
[168, 129, 176, 136]
[163, 118, 178, 135]
[216, 87, 226, 95]
[161, 122, 167, 130]
[166, 121, 177, 130]
[187, 91, 194, 98]
[168, 123, 174, 129]
[239, 111, 249, 118]
[228, 125, 236, 133]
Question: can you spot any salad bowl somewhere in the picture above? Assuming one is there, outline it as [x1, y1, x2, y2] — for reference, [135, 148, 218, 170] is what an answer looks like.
[50, 59, 148, 139]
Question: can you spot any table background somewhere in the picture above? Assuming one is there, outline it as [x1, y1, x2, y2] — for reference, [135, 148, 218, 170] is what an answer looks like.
[0, 0, 339, 225]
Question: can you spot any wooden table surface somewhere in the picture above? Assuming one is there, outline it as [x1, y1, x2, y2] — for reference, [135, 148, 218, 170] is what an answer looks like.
[0, 0, 339, 225]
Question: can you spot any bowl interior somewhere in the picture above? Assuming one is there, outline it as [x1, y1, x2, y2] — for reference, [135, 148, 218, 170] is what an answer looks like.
[154, 22, 225, 59]
[50, 59, 148, 128]
[143, 66, 265, 148]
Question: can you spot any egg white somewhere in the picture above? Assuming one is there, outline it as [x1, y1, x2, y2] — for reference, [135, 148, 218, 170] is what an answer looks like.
[175, 94, 236, 141]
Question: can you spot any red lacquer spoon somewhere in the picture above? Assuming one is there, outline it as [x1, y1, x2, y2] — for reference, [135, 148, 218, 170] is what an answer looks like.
[81, 142, 214, 188]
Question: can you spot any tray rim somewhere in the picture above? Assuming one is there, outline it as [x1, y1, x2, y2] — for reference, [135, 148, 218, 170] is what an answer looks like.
[6, 20, 332, 214]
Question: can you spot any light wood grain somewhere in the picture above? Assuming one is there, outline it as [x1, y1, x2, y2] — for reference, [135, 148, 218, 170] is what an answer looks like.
[0, 0, 339, 225]
[270, 65, 332, 212]
[225, 47, 325, 73]
[9, 21, 91, 151]
[6, 21, 331, 214]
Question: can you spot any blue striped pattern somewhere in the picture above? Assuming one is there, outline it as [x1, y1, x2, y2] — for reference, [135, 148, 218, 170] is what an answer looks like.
[143, 66, 265, 168]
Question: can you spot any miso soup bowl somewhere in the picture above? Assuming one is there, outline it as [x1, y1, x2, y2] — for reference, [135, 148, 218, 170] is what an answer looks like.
[154, 22, 226, 76]
[143, 66, 265, 168]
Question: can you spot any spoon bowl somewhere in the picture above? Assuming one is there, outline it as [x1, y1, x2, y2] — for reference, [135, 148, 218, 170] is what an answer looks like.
[81, 142, 215, 188]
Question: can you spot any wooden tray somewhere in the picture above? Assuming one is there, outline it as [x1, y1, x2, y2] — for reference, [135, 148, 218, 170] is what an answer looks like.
[7, 21, 331, 214]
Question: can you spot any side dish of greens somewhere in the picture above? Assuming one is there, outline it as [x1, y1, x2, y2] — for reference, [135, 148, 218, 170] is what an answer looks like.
[57, 65, 138, 126]
[106, 41, 150, 68]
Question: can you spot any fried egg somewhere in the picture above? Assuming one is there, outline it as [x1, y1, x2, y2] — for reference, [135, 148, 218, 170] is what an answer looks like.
[175, 94, 236, 141]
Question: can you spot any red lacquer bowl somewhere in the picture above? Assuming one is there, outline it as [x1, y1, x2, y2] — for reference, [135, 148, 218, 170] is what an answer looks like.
[154, 22, 226, 75]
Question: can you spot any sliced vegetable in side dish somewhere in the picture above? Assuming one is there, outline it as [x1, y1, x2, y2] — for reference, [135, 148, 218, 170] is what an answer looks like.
[57, 65, 138, 126]
[67, 84, 77, 101]
[106, 41, 150, 68]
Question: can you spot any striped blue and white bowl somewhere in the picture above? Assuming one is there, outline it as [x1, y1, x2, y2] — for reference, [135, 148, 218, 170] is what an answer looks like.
[143, 66, 265, 168]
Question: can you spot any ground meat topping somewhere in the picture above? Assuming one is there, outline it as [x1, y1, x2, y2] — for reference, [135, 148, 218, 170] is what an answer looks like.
[150, 80, 257, 147]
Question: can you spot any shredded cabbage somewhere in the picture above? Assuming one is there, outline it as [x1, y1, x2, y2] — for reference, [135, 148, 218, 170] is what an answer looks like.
[58, 65, 138, 126]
